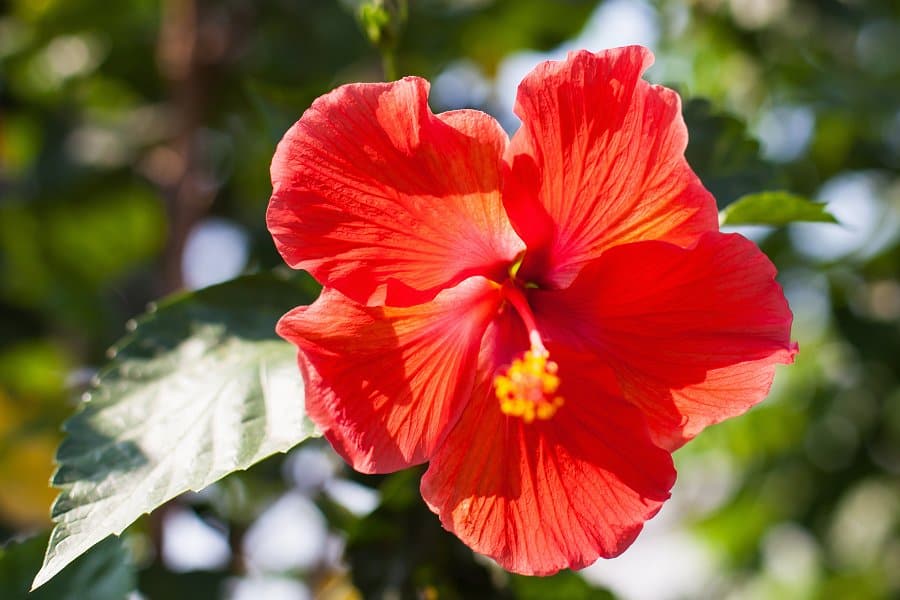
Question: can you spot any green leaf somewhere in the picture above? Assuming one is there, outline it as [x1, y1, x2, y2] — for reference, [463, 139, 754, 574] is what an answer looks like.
[355, 0, 407, 48]
[32, 272, 319, 590]
[719, 191, 839, 226]
[510, 571, 614, 599]
[2, 534, 134, 600]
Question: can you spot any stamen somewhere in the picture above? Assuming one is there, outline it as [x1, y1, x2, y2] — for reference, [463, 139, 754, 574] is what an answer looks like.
[494, 347, 565, 424]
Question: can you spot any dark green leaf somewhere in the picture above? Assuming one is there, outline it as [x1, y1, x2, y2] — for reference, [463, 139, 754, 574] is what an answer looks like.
[32, 272, 319, 589]
[682, 99, 781, 206]
[1, 534, 134, 600]
[720, 191, 838, 226]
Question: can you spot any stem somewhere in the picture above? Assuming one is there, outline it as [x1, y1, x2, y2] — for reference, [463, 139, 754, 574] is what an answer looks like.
[157, 0, 208, 294]
[155, 0, 239, 294]
[381, 47, 398, 81]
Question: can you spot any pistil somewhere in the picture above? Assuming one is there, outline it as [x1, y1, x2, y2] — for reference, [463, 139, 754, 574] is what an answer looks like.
[494, 284, 564, 423]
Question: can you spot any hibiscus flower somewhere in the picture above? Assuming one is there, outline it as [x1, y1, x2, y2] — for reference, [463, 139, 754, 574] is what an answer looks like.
[267, 45, 797, 575]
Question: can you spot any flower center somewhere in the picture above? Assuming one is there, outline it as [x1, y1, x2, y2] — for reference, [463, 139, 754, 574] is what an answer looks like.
[493, 282, 564, 423]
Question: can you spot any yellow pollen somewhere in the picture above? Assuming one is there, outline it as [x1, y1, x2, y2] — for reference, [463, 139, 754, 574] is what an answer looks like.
[494, 349, 565, 423]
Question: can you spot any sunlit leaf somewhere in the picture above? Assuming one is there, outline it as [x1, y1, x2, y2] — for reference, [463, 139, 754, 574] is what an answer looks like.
[32, 272, 319, 589]
[720, 191, 838, 226]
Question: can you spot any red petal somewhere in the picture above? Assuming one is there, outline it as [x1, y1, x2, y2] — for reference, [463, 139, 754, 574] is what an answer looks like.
[504, 46, 718, 287]
[532, 232, 797, 451]
[277, 277, 501, 473]
[421, 310, 675, 575]
[268, 77, 523, 307]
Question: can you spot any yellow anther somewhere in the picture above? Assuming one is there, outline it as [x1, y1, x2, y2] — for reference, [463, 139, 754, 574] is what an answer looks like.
[494, 349, 565, 423]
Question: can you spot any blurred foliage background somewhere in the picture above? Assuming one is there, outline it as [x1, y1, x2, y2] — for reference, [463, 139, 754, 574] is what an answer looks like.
[0, 0, 898, 598]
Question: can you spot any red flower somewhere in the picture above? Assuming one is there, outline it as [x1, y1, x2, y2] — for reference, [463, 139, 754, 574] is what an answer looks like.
[267, 46, 797, 575]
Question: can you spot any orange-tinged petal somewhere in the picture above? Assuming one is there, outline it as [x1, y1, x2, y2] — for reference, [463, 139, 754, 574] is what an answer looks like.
[504, 46, 718, 288]
[268, 77, 523, 307]
[277, 277, 502, 473]
[532, 232, 797, 451]
[421, 311, 675, 575]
